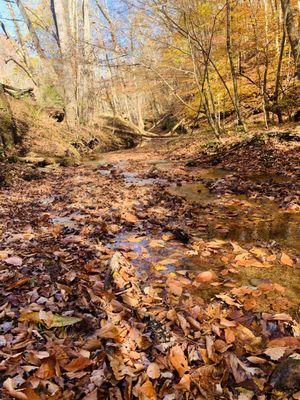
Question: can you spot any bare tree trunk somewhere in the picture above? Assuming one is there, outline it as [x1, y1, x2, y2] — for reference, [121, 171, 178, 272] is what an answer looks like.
[0, 85, 18, 153]
[81, 0, 94, 123]
[280, 0, 300, 79]
[226, 0, 247, 131]
[273, 28, 286, 123]
[51, 0, 78, 126]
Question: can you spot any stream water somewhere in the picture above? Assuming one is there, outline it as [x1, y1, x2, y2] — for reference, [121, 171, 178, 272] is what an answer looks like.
[48, 157, 299, 310]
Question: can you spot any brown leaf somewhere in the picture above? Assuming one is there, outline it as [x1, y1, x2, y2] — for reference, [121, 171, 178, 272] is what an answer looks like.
[175, 374, 190, 391]
[169, 345, 189, 377]
[64, 357, 93, 372]
[3, 378, 28, 400]
[138, 380, 157, 400]
[98, 322, 122, 342]
[227, 353, 261, 383]
[268, 337, 300, 348]
[280, 252, 294, 266]
[36, 358, 56, 379]
[122, 213, 138, 224]
[4, 256, 23, 266]
[82, 390, 98, 400]
[264, 346, 286, 361]
[7, 278, 29, 290]
[23, 389, 42, 400]
[166, 279, 183, 297]
[225, 328, 236, 344]
[146, 362, 160, 379]
[195, 270, 217, 283]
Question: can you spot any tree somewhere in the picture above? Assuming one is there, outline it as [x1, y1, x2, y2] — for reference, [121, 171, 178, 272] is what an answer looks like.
[280, 0, 300, 79]
[50, 0, 78, 126]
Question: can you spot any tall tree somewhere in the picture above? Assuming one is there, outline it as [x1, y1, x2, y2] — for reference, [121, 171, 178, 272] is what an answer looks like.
[50, 0, 78, 126]
[226, 0, 246, 131]
[280, 0, 300, 79]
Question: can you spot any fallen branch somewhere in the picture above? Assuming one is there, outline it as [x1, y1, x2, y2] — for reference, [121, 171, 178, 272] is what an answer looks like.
[0, 83, 34, 99]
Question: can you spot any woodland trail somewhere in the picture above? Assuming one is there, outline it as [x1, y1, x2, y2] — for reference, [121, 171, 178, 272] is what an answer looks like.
[0, 144, 300, 399]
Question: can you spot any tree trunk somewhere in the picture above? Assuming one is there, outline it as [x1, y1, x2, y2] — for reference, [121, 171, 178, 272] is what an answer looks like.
[0, 85, 18, 153]
[226, 0, 247, 131]
[81, 0, 94, 123]
[280, 0, 300, 79]
[50, 0, 78, 127]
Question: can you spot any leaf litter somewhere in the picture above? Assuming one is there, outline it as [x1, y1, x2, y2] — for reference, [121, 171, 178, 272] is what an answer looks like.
[0, 152, 299, 399]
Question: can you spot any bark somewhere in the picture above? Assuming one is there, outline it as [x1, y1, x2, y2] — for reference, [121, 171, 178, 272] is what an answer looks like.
[50, 0, 78, 126]
[0, 85, 18, 152]
[81, 0, 94, 123]
[226, 0, 247, 131]
[280, 0, 300, 79]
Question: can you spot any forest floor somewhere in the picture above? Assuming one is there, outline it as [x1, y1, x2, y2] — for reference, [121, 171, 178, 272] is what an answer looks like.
[0, 131, 299, 399]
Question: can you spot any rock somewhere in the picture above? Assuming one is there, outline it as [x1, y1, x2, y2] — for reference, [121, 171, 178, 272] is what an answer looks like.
[171, 228, 189, 244]
[270, 358, 300, 390]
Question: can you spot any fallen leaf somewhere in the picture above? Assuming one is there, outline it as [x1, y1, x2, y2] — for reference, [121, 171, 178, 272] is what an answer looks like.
[19, 312, 82, 328]
[64, 357, 93, 372]
[280, 252, 294, 266]
[195, 270, 217, 283]
[175, 373, 190, 391]
[147, 362, 160, 379]
[225, 328, 236, 344]
[166, 279, 183, 297]
[264, 347, 286, 361]
[7, 278, 29, 290]
[268, 337, 300, 348]
[169, 345, 189, 377]
[98, 322, 122, 342]
[138, 379, 157, 400]
[3, 378, 28, 400]
[4, 256, 23, 267]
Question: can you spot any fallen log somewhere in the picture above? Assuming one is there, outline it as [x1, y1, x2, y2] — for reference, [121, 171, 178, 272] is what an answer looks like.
[99, 113, 160, 138]
[0, 83, 34, 99]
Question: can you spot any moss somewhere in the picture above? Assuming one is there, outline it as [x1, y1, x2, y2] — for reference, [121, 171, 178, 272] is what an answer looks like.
[58, 156, 77, 167]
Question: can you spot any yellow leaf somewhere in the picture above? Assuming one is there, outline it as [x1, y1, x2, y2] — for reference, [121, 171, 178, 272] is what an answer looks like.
[19, 312, 82, 328]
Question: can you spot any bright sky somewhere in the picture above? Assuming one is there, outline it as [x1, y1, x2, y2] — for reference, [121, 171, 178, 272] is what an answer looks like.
[0, 0, 23, 36]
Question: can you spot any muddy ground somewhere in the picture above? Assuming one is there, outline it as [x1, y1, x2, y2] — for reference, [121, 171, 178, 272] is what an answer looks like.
[0, 137, 299, 399]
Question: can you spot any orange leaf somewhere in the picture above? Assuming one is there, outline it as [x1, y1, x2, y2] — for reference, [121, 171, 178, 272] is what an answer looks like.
[23, 389, 42, 400]
[225, 328, 236, 344]
[138, 380, 157, 400]
[146, 363, 160, 379]
[98, 322, 122, 342]
[175, 374, 190, 391]
[268, 337, 300, 348]
[169, 345, 189, 377]
[195, 271, 217, 283]
[7, 278, 29, 290]
[36, 358, 56, 379]
[64, 357, 93, 372]
[280, 252, 294, 266]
